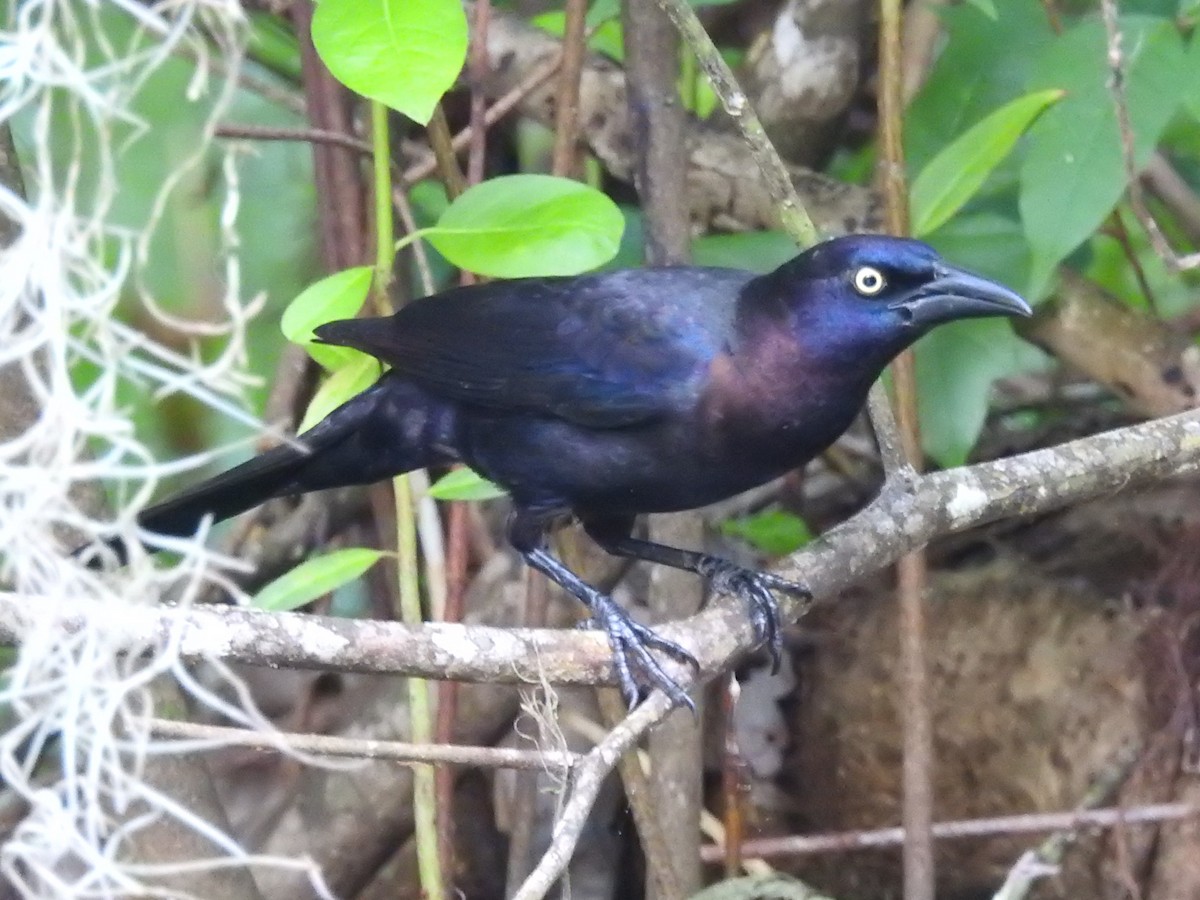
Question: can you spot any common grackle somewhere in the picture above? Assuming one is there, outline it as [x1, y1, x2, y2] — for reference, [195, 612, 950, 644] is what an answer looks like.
[97, 235, 1031, 708]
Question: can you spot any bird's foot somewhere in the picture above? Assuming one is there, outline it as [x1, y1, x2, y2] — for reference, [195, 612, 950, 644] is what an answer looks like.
[697, 558, 810, 673]
[584, 592, 699, 711]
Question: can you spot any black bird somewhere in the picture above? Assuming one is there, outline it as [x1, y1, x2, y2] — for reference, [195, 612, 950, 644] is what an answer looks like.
[103, 235, 1030, 707]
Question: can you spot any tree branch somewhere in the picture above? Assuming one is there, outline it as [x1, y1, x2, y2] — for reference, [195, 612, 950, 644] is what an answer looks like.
[18, 409, 1200, 687]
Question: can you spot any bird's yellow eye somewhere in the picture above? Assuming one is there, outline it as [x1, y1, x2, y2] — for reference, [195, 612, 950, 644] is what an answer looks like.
[852, 266, 886, 296]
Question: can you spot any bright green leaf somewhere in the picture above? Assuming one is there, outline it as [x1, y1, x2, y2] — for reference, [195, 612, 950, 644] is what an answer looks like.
[911, 89, 1063, 237]
[721, 510, 811, 557]
[428, 468, 508, 501]
[1020, 17, 1186, 295]
[425, 174, 624, 277]
[252, 547, 386, 612]
[298, 354, 380, 434]
[915, 318, 1045, 467]
[281, 267, 372, 370]
[311, 0, 467, 124]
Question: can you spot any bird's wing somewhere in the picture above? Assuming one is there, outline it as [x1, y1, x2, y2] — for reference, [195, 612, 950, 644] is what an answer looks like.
[314, 268, 751, 428]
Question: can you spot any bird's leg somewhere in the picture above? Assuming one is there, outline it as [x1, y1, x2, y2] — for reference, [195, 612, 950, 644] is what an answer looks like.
[506, 508, 698, 709]
[582, 516, 810, 673]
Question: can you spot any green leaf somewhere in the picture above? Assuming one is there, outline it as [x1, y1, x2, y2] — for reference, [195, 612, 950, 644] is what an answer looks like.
[298, 354, 380, 434]
[915, 318, 1045, 467]
[586, 0, 620, 26]
[690, 231, 797, 272]
[248, 11, 302, 81]
[925, 210, 1032, 301]
[1020, 16, 1186, 295]
[252, 547, 386, 612]
[425, 174, 624, 277]
[311, 0, 467, 124]
[428, 468, 508, 501]
[721, 510, 811, 557]
[281, 267, 373, 370]
[906, 0, 1056, 172]
[533, 12, 624, 61]
[911, 89, 1063, 237]
[1185, 34, 1200, 121]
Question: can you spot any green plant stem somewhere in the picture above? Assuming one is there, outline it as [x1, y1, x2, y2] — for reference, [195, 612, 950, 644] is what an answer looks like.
[396, 475, 444, 900]
[679, 50, 697, 112]
[653, 0, 819, 247]
[371, 97, 444, 900]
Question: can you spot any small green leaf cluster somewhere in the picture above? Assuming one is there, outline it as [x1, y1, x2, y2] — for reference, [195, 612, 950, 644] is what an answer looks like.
[721, 509, 812, 557]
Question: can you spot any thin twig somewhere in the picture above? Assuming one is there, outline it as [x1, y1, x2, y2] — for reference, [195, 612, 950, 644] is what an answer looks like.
[290, 0, 366, 270]
[512, 693, 679, 900]
[1107, 209, 1159, 314]
[877, 2, 933, 897]
[1100, 0, 1199, 272]
[427, 105, 467, 198]
[697, 802, 1200, 860]
[1143, 153, 1200, 246]
[596, 690, 686, 900]
[720, 674, 747, 878]
[146, 718, 579, 771]
[215, 123, 374, 157]
[994, 740, 1142, 900]
[402, 48, 566, 186]
[867, 384, 911, 477]
[392, 188, 436, 297]
[653, 0, 819, 247]
[465, 0, 493, 185]
[169, 28, 306, 116]
[551, 0, 588, 177]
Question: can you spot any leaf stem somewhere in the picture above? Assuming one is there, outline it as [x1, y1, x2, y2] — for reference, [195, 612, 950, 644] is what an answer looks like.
[371, 97, 444, 899]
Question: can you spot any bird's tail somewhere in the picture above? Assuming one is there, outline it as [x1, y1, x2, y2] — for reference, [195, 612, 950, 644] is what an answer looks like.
[99, 372, 456, 562]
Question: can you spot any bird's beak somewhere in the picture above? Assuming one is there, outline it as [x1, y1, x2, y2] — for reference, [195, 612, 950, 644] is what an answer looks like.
[889, 263, 1032, 327]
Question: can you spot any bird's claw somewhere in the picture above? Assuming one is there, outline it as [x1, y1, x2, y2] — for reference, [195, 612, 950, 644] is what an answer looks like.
[698, 559, 809, 673]
[585, 593, 698, 711]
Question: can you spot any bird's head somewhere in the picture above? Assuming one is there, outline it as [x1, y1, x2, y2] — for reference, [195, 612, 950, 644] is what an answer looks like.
[748, 234, 1032, 370]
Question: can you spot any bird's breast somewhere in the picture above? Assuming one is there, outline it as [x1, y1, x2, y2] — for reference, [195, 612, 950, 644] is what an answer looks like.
[698, 345, 866, 470]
